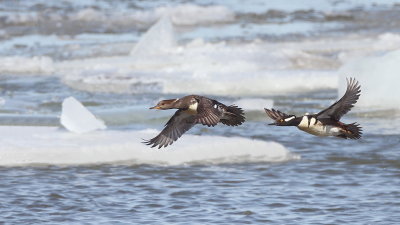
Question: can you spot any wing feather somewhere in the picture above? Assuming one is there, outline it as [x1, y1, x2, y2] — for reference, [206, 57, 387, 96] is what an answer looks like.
[317, 77, 361, 121]
[194, 98, 222, 126]
[143, 110, 195, 149]
[264, 108, 290, 121]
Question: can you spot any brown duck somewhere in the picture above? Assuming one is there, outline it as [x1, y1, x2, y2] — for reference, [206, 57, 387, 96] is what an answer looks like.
[144, 95, 245, 148]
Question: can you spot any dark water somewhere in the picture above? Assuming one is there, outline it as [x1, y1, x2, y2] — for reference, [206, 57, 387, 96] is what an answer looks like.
[1, 136, 399, 224]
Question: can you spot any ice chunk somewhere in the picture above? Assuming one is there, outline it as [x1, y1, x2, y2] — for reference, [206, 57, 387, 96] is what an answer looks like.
[60, 36, 338, 96]
[130, 13, 176, 56]
[68, 4, 234, 27]
[0, 56, 54, 74]
[0, 126, 299, 166]
[339, 49, 400, 109]
[4, 12, 38, 25]
[73, 8, 106, 22]
[60, 97, 106, 134]
[163, 4, 234, 26]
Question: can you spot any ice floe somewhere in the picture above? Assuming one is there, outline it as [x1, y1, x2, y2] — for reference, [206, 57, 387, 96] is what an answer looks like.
[339, 49, 400, 110]
[60, 97, 106, 134]
[0, 126, 299, 166]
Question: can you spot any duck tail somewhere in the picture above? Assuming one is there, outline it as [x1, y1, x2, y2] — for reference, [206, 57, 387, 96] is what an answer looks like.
[339, 122, 362, 139]
[220, 105, 245, 126]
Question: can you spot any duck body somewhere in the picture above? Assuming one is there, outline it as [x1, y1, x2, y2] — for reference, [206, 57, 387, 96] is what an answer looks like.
[144, 95, 245, 148]
[296, 115, 358, 138]
[296, 115, 338, 136]
[265, 78, 362, 139]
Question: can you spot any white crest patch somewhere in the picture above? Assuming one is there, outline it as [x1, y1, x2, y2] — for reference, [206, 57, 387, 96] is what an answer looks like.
[284, 116, 295, 122]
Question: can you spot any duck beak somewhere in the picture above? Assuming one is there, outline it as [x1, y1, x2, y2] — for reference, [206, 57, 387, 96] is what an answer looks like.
[268, 122, 277, 125]
[150, 106, 161, 109]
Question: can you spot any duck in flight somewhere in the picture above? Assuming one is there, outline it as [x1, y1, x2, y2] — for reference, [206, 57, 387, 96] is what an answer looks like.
[265, 78, 362, 139]
[143, 95, 245, 148]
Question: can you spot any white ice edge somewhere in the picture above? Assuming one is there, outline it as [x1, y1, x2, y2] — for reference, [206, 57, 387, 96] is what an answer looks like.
[0, 126, 299, 166]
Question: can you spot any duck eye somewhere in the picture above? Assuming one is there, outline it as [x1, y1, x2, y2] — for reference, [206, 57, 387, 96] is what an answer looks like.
[279, 119, 284, 122]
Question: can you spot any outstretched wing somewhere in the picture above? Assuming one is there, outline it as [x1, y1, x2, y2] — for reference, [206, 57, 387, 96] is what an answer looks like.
[220, 105, 245, 126]
[143, 110, 195, 149]
[264, 108, 290, 121]
[194, 98, 223, 127]
[317, 78, 361, 121]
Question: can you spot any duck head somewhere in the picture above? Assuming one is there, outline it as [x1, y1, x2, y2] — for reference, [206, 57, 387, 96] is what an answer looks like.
[150, 99, 179, 110]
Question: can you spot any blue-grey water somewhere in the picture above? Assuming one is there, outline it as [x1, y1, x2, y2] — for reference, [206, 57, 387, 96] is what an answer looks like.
[1, 0, 400, 224]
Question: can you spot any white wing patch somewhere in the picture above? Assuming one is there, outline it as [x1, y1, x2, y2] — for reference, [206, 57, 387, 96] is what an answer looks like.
[284, 116, 295, 122]
[187, 102, 199, 114]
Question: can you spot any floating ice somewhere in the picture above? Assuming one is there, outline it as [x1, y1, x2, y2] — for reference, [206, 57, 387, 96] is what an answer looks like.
[130, 13, 176, 56]
[55, 33, 400, 96]
[0, 126, 298, 166]
[73, 8, 106, 22]
[208, 0, 398, 14]
[60, 97, 106, 134]
[233, 98, 273, 111]
[60, 37, 338, 95]
[4, 12, 38, 25]
[159, 4, 235, 26]
[339, 49, 400, 109]
[70, 4, 234, 27]
[0, 56, 54, 74]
